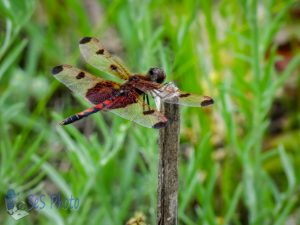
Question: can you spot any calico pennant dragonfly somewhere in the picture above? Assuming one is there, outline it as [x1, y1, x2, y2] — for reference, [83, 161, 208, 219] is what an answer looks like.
[52, 37, 214, 129]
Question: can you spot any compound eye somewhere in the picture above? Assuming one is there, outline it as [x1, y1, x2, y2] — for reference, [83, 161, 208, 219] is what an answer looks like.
[147, 67, 165, 84]
[149, 68, 155, 75]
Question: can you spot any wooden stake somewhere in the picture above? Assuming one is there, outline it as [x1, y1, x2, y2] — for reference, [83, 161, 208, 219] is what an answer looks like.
[157, 100, 180, 225]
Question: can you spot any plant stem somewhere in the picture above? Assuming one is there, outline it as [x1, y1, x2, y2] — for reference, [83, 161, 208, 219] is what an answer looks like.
[157, 100, 180, 225]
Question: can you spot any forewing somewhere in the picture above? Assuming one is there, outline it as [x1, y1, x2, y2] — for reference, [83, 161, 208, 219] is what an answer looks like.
[79, 37, 131, 80]
[152, 82, 214, 107]
[109, 96, 168, 129]
[174, 93, 214, 107]
[51, 64, 120, 104]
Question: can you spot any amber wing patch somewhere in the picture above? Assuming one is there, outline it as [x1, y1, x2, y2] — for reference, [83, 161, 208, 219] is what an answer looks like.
[79, 37, 131, 80]
[51, 64, 120, 99]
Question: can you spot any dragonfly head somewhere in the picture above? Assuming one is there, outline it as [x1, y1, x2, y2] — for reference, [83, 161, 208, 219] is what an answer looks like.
[147, 68, 165, 84]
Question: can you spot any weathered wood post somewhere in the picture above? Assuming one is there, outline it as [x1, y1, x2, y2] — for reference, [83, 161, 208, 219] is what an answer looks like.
[157, 99, 180, 225]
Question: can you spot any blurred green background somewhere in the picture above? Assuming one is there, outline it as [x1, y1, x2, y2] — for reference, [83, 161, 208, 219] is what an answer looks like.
[0, 0, 300, 224]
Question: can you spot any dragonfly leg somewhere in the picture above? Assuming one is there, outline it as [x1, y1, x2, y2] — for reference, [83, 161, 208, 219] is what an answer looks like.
[142, 93, 155, 115]
[146, 94, 151, 111]
[142, 94, 146, 112]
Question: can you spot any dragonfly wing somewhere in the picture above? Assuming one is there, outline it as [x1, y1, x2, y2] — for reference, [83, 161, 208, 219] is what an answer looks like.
[177, 94, 214, 107]
[51, 64, 121, 104]
[109, 95, 168, 129]
[152, 82, 214, 107]
[79, 37, 131, 80]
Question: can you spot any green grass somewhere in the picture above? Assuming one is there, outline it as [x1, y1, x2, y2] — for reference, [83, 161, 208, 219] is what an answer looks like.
[1, 0, 300, 224]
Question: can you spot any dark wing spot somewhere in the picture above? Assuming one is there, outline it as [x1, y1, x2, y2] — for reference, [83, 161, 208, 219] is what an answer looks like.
[110, 64, 118, 71]
[152, 121, 168, 129]
[96, 49, 104, 55]
[179, 93, 191, 98]
[52, 65, 63, 75]
[76, 71, 85, 79]
[79, 37, 92, 44]
[143, 110, 155, 115]
[201, 97, 214, 106]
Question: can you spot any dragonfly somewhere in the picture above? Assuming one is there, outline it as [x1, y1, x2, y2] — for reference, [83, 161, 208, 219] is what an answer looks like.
[51, 37, 214, 129]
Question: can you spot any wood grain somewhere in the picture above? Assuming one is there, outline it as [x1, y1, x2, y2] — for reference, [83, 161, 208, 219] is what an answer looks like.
[157, 99, 180, 225]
